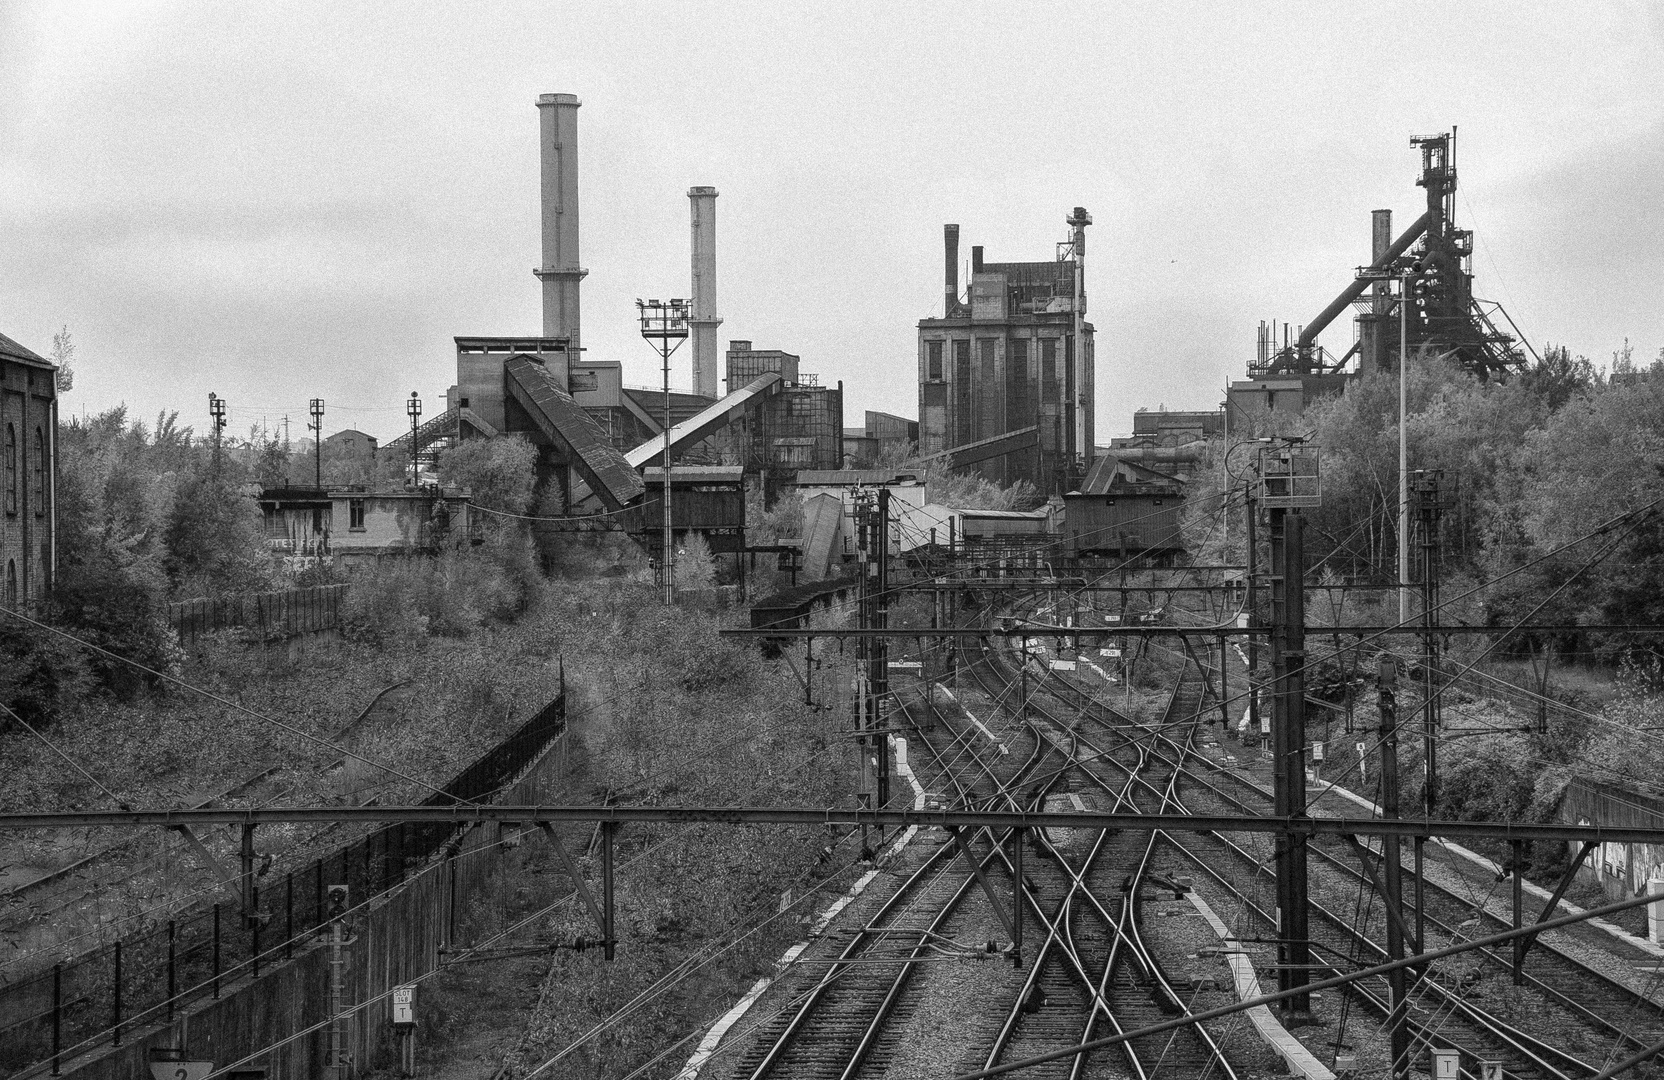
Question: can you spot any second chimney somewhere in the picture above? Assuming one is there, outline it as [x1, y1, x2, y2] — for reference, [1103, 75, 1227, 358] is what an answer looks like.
[944, 224, 960, 317]
[534, 93, 588, 350]
[689, 186, 722, 399]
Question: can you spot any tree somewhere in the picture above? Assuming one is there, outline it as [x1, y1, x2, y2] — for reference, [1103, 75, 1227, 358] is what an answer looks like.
[436, 436, 538, 515]
[50, 325, 74, 393]
[163, 459, 275, 596]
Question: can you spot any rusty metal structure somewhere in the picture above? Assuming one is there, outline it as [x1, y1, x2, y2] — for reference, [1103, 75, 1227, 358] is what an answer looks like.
[1253, 130, 1531, 382]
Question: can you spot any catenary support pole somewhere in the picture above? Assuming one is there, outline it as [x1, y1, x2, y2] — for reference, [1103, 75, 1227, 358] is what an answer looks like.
[1377, 658, 1410, 1080]
[1270, 506, 1311, 1017]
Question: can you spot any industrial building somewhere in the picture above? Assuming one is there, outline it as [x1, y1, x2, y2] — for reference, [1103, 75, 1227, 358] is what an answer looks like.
[842, 411, 919, 466]
[259, 486, 479, 569]
[1231, 130, 1529, 418]
[1062, 456, 1185, 561]
[917, 211, 1095, 494]
[1105, 407, 1223, 479]
[0, 331, 56, 608]
[712, 341, 843, 487]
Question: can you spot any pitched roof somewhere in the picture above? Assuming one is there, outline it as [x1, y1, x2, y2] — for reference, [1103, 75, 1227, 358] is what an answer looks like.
[0, 331, 54, 369]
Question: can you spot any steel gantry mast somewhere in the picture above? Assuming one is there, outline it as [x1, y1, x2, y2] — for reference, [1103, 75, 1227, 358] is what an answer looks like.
[1255, 440, 1321, 1020]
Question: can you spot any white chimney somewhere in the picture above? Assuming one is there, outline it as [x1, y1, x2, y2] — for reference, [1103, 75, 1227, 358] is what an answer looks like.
[688, 186, 722, 398]
[534, 94, 587, 349]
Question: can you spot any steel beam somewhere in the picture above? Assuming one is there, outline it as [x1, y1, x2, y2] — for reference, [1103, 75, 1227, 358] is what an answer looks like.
[10, 806, 1664, 845]
[720, 623, 1664, 641]
[1515, 840, 1597, 965]
[535, 822, 607, 939]
[948, 826, 1016, 944]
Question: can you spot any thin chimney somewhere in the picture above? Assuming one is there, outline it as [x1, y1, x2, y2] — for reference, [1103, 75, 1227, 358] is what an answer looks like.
[944, 224, 960, 316]
[534, 93, 588, 349]
[689, 186, 722, 398]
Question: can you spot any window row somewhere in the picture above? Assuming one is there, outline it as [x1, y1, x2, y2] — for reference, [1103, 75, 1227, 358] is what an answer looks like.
[4, 423, 48, 517]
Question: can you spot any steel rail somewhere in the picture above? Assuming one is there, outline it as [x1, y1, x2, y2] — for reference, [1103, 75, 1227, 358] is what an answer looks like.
[1031, 644, 1600, 1078]
[741, 670, 1049, 1078]
[970, 640, 1239, 1079]
[1040, 603, 1664, 1060]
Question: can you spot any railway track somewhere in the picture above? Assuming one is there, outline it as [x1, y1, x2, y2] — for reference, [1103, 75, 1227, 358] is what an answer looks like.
[1017, 611, 1664, 1079]
[730, 678, 1048, 1079]
[959, 645, 1241, 1079]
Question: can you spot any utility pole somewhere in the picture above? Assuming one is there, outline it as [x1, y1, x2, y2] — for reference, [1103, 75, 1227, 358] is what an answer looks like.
[1398, 268, 1411, 625]
[1413, 469, 1448, 950]
[875, 487, 891, 814]
[406, 392, 422, 487]
[1244, 481, 1260, 746]
[1258, 441, 1319, 1020]
[1377, 658, 1411, 1080]
[325, 884, 349, 1079]
[1269, 503, 1311, 1018]
[208, 393, 227, 474]
[637, 298, 691, 604]
[852, 490, 891, 831]
[310, 398, 326, 490]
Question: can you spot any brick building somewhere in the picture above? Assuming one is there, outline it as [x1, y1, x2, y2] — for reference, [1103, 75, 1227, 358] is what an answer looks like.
[0, 332, 56, 608]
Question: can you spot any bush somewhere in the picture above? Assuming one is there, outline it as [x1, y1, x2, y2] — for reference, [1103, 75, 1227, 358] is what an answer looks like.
[340, 545, 544, 646]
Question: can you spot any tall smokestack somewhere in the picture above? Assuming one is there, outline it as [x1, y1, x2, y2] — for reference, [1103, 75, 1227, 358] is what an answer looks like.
[534, 93, 587, 349]
[943, 224, 960, 316]
[689, 186, 722, 399]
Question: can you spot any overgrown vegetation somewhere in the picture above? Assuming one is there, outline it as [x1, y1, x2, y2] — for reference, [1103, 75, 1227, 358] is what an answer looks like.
[1194, 345, 1664, 841]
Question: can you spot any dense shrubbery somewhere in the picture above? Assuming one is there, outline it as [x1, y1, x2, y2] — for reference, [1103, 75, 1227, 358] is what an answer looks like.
[1190, 346, 1664, 830]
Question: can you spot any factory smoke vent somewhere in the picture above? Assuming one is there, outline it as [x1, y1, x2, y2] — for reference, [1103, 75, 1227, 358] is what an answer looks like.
[944, 223, 960, 316]
[689, 186, 722, 398]
[534, 93, 588, 349]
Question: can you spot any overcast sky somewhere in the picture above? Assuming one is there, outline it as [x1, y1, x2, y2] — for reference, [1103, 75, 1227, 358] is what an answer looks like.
[3, 1, 1661, 445]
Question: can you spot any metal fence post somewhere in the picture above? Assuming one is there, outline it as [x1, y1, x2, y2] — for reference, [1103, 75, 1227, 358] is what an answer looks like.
[286, 873, 295, 959]
[111, 940, 122, 1046]
[212, 903, 221, 998]
[167, 920, 176, 1021]
[51, 963, 61, 1076]
[251, 885, 262, 978]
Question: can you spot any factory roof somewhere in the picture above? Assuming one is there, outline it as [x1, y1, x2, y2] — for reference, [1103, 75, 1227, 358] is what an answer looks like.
[640, 466, 744, 483]
[1077, 455, 1185, 496]
[0, 331, 54, 369]
[795, 470, 923, 487]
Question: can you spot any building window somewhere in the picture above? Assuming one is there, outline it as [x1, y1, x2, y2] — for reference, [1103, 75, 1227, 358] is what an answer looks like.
[927, 340, 943, 381]
[349, 498, 366, 530]
[33, 428, 45, 516]
[1040, 338, 1059, 405]
[954, 338, 974, 446]
[1008, 338, 1030, 427]
[4, 424, 14, 515]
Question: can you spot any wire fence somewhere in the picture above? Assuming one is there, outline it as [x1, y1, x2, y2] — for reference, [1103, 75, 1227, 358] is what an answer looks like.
[168, 584, 350, 646]
[0, 689, 567, 1076]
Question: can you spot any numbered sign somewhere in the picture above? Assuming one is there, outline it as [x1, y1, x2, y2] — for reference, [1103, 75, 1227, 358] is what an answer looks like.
[1431, 1049, 1461, 1080]
[149, 1065, 214, 1080]
[392, 983, 417, 1025]
[1049, 659, 1077, 671]
[1311, 742, 1325, 762]
[1099, 648, 1122, 658]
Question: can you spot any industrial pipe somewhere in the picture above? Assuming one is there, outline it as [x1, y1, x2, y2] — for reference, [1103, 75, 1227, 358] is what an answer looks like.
[1296, 211, 1429, 350]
